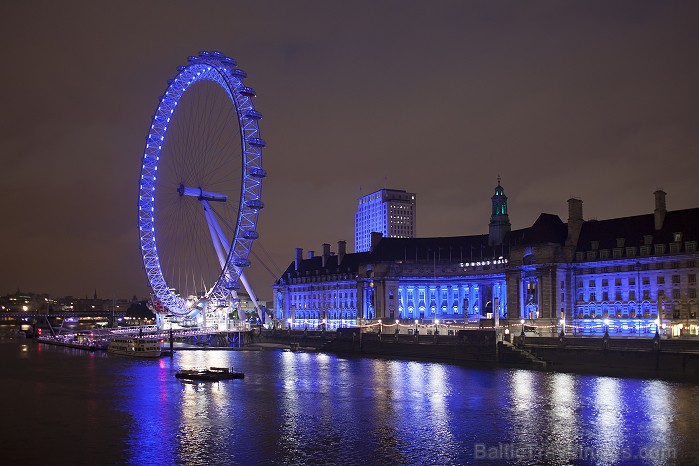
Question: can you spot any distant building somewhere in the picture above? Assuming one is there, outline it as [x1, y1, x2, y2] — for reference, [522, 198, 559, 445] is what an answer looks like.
[355, 188, 416, 252]
[274, 182, 698, 337]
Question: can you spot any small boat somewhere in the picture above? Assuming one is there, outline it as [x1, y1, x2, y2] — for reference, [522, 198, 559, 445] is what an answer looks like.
[175, 367, 245, 381]
[108, 337, 162, 358]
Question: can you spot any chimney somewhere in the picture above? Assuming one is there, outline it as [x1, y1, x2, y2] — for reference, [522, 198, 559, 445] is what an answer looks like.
[337, 240, 346, 263]
[565, 198, 584, 247]
[307, 250, 315, 259]
[294, 248, 303, 270]
[370, 232, 383, 252]
[654, 189, 666, 230]
[322, 243, 331, 267]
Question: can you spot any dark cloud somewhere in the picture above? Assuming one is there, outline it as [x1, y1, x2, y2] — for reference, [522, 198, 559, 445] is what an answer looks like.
[1, 1, 698, 299]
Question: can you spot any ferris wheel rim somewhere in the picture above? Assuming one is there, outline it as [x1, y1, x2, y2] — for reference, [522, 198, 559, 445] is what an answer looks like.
[137, 51, 265, 316]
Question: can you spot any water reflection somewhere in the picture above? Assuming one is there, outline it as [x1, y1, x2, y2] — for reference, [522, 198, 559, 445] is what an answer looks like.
[548, 372, 580, 463]
[18, 343, 692, 465]
[592, 377, 624, 463]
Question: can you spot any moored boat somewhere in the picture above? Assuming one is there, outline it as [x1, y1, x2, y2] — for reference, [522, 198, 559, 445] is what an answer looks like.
[108, 337, 162, 358]
[175, 367, 244, 381]
[37, 334, 108, 351]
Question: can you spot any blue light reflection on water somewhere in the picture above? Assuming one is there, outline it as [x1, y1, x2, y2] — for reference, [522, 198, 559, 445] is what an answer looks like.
[88, 349, 699, 465]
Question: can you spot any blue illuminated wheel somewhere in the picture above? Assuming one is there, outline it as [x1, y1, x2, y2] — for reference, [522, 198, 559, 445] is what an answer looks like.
[138, 51, 266, 316]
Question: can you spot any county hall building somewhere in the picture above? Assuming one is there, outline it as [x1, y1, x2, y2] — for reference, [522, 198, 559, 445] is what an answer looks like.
[273, 183, 698, 337]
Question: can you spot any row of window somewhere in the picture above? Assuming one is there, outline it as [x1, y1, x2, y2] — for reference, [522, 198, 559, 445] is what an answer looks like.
[577, 241, 697, 261]
[578, 274, 696, 288]
[579, 288, 697, 302]
[577, 261, 696, 274]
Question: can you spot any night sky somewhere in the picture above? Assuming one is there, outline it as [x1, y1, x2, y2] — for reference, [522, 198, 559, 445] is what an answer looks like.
[1, 1, 698, 301]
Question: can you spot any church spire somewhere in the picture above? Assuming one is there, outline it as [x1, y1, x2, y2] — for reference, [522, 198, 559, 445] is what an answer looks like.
[489, 177, 511, 246]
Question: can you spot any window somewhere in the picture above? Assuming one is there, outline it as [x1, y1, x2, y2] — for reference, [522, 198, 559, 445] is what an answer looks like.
[690, 289, 697, 299]
[640, 245, 651, 256]
[616, 238, 625, 248]
[643, 290, 650, 300]
[657, 276, 665, 285]
[674, 232, 682, 242]
[626, 247, 636, 257]
[615, 292, 622, 301]
[629, 290, 636, 301]
[615, 278, 621, 286]
[654, 244, 666, 255]
[577, 281, 583, 289]
[672, 289, 680, 300]
[590, 292, 596, 301]
[613, 248, 622, 259]
[672, 275, 680, 284]
[690, 274, 697, 285]
[589, 280, 595, 288]
[642, 277, 650, 285]
[603, 292, 609, 301]
[629, 278, 636, 286]
[602, 279, 608, 287]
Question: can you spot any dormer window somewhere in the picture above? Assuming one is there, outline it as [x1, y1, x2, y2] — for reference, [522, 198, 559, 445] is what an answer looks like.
[644, 235, 653, 245]
[616, 238, 625, 248]
[673, 232, 682, 242]
[591, 241, 600, 250]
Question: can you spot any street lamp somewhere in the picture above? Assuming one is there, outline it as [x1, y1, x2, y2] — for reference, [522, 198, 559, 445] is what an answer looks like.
[520, 318, 525, 336]
[414, 319, 418, 334]
[559, 317, 565, 337]
[435, 318, 439, 335]
[378, 319, 382, 334]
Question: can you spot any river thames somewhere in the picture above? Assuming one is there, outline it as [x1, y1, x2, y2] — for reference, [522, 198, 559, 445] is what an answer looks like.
[1, 338, 697, 465]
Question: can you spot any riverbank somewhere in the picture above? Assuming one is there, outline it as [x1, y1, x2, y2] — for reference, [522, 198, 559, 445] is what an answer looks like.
[255, 329, 699, 381]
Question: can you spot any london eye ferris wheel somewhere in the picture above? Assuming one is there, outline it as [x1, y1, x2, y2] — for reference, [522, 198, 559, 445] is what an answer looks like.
[137, 51, 266, 320]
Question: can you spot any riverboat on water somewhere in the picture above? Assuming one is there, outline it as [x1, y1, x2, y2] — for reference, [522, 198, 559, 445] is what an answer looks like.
[175, 367, 245, 381]
[37, 334, 108, 351]
[108, 337, 162, 358]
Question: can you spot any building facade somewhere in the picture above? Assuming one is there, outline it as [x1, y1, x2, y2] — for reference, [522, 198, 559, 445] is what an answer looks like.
[355, 189, 416, 252]
[275, 184, 698, 336]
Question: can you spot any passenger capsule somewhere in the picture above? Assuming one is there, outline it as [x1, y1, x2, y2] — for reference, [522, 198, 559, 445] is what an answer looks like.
[248, 137, 266, 148]
[249, 167, 267, 178]
[246, 199, 264, 210]
[240, 87, 256, 97]
[243, 110, 262, 120]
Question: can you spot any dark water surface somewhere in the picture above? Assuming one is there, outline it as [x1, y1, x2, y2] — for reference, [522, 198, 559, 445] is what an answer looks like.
[1, 339, 698, 465]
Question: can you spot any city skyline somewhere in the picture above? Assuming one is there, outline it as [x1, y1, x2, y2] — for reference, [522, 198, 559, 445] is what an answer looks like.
[1, 1, 698, 300]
